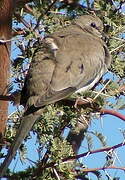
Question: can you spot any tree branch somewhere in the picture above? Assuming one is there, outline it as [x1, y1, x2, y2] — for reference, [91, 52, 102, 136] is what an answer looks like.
[15, 0, 32, 4]
[81, 165, 125, 173]
[100, 108, 125, 122]
[0, 0, 15, 136]
[35, 0, 58, 29]
[33, 141, 125, 176]
[14, 13, 42, 39]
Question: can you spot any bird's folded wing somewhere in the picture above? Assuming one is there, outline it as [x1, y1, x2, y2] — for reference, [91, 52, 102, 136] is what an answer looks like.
[35, 32, 108, 107]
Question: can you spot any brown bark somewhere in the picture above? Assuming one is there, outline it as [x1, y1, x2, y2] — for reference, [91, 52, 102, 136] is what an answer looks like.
[0, 0, 15, 136]
[0, 0, 34, 137]
[15, 0, 33, 6]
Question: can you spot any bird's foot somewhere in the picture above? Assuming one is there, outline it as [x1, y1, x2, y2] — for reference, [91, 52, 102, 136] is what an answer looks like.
[74, 97, 94, 109]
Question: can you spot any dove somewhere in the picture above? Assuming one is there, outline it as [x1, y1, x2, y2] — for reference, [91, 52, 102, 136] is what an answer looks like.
[0, 14, 111, 177]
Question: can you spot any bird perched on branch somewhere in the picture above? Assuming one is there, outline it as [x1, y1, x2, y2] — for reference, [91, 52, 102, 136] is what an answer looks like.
[0, 14, 111, 177]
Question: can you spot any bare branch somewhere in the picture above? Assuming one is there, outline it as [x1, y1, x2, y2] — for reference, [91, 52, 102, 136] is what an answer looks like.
[81, 165, 125, 173]
[33, 142, 125, 176]
[100, 109, 125, 122]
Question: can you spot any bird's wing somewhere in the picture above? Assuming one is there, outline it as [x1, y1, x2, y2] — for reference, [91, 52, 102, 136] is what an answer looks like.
[35, 31, 108, 107]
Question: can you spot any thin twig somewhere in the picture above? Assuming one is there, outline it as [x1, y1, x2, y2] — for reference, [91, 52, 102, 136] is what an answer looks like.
[110, 43, 125, 53]
[24, 4, 33, 14]
[0, 39, 11, 43]
[82, 165, 125, 173]
[33, 141, 125, 176]
[86, 0, 90, 9]
[92, 91, 111, 97]
[14, 13, 32, 30]
[0, 95, 13, 102]
[93, 79, 111, 100]
[111, 37, 125, 42]
[53, 168, 60, 180]
[14, 13, 42, 40]
[35, 0, 58, 29]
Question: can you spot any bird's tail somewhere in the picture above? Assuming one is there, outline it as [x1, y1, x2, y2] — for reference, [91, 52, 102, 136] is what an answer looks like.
[0, 109, 42, 177]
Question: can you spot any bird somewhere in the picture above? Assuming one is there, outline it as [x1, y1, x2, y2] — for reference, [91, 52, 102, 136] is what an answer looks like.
[0, 14, 111, 177]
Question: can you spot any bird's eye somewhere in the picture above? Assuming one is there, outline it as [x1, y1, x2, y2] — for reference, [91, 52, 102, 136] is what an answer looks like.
[91, 22, 96, 28]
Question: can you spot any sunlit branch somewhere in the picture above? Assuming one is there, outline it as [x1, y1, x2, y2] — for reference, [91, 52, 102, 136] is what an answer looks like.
[33, 141, 125, 176]
[81, 165, 125, 173]
[100, 109, 125, 122]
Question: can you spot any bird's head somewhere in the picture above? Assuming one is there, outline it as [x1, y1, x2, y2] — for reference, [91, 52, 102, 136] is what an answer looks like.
[73, 15, 104, 38]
